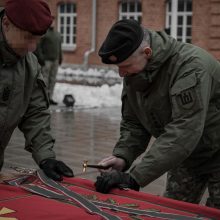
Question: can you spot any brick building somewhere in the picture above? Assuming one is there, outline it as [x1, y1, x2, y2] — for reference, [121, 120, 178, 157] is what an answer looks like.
[0, 0, 220, 68]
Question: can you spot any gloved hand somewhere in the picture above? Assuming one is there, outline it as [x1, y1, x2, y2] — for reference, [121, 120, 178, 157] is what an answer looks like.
[95, 170, 140, 194]
[98, 156, 126, 173]
[40, 159, 74, 181]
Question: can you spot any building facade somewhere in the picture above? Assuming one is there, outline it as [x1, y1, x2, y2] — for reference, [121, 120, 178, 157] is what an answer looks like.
[0, 0, 220, 68]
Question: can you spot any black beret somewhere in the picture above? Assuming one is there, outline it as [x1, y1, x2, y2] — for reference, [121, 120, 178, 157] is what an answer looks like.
[99, 19, 144, 64]
[5, 0, 53, 35]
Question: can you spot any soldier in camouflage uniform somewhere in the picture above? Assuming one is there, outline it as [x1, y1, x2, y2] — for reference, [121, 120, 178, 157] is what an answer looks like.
[34, 19, 62, 105]
[95, 19, 220, 209]
[0, 0, 73, 181]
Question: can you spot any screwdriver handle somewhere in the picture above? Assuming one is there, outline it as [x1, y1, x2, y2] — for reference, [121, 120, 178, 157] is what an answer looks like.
[86, 164, 111, 169]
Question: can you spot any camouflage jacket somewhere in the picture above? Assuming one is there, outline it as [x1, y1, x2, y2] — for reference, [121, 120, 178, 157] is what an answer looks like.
[113, 30, 220, 187]
[0, 23, 55, 170]
[34, 27, 62, 65]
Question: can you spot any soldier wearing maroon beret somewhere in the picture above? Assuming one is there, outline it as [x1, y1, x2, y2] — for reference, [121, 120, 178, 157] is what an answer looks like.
[0, 0, 74, 181]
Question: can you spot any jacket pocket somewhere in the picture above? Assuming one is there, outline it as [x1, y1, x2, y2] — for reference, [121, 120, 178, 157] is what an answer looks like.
[170, 73, 203, 118]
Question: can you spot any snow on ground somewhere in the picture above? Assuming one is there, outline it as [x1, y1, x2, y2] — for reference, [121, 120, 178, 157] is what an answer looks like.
[54, 67, 123, 108]
[53, 83, 122, 108]
[58, 67, 119, 79]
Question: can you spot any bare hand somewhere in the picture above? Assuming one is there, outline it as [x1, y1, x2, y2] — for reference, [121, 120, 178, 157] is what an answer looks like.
[98, 156, 126, 173]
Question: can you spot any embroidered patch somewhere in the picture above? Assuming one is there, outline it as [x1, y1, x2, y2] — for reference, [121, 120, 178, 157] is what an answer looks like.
[176, 88, 196, 109]
[0, 207, 17, 219]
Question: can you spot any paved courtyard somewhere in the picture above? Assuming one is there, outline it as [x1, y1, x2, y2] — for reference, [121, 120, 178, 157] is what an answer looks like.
[2, 106, 207, 203]
[2, 106, 165, 195]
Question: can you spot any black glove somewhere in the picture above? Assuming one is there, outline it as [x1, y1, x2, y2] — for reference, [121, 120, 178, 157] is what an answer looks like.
[95, 170, 140, 194]
[40, 159, 74, 181]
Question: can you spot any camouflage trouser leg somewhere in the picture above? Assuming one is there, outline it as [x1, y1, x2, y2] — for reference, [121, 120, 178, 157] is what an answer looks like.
[48, 60, 59, 99]
[164, 167, 220, 209]
[42, 60, 59, 99]
[206, 172, 220, 208]
[164, 167, 208, 204]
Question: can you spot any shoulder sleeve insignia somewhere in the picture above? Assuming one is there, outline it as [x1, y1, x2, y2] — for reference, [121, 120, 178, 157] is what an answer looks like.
[170, 73, 203, 118]
[177, 88, 195, 109]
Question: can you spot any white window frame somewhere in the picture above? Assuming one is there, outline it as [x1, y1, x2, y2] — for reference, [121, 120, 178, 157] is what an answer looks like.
[119, 1, 142, 23]
[166, 0, 192, 43]
[58, 3, 77, 51]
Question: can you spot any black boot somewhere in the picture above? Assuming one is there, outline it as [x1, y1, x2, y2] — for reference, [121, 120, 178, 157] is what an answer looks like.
[49, 99, 58, 105]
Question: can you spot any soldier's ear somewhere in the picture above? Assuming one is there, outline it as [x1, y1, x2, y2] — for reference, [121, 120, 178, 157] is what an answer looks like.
[2, 16, 11, 32]
[143, 47, 152, 59]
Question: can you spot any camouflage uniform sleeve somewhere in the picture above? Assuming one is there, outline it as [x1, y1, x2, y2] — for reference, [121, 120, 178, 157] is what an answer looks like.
[113, 88, 151, 171]
[130, 71, 212, 187]
[18, 66, 56, 165]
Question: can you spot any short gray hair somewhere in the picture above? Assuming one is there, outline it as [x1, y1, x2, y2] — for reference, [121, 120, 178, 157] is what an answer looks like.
[131, 28, 150, 57]
[141, 28, 150, 46]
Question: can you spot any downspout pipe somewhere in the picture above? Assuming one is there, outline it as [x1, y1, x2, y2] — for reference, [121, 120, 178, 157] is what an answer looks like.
[83, 0, 96, 69]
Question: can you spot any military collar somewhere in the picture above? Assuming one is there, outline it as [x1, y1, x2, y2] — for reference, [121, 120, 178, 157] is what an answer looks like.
[145, 29, 177, 72]
[124, 70, 152, 92]
[0, 15, 21, 66]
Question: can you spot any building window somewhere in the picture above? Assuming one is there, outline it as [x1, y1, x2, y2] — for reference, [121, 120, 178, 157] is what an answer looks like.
[119, 1, 142, 23]
[166, 0, 192, 43]
[58, 3, 77, 50]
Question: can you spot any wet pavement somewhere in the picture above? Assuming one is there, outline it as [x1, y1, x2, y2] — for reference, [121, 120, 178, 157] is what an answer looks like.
[2, 106, 165, 196]
[2, 106, 207, 202]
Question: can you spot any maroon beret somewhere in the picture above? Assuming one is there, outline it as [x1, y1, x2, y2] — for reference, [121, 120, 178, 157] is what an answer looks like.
[5, 0, 53, 35]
